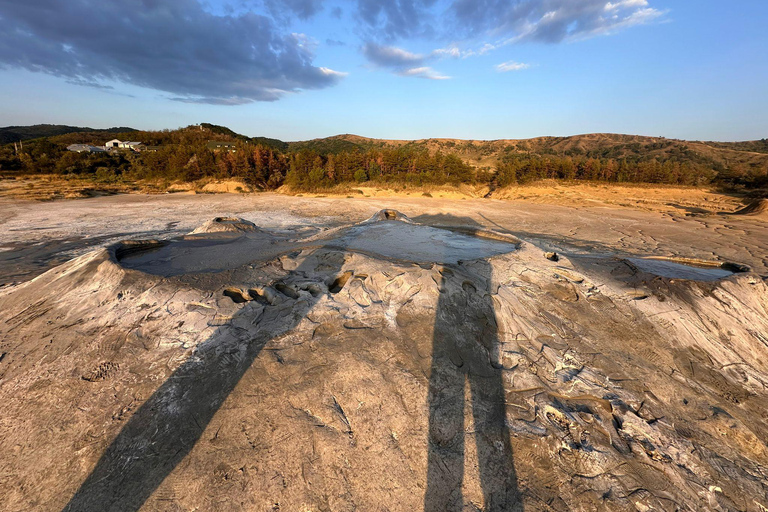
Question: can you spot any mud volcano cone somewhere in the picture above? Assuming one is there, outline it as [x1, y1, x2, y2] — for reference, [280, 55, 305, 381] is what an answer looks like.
[1, 210, 767, 512]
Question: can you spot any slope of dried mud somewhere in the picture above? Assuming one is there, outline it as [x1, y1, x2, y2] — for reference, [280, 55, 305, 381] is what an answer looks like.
[1, 207, 767, 512]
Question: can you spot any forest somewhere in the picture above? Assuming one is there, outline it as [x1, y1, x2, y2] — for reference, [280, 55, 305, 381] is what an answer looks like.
[0, 124, 766, 191]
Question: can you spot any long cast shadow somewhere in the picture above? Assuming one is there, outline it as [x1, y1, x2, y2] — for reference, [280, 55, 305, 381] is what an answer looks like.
[424, 219, 521, 511]
[62, 214, 520, 511]
[62, 242, 347, 512]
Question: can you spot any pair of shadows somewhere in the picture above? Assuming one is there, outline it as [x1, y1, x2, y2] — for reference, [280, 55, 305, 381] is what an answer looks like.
[62, 216, 520, 512]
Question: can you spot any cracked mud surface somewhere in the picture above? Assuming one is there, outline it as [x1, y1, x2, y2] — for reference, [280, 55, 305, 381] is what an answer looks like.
[0, 194, 767, 511]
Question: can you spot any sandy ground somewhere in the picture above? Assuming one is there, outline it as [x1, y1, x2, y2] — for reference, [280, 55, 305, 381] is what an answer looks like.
[1, 189, 765, 285]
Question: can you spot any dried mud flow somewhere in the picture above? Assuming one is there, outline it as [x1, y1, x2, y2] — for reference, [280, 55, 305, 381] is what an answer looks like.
[1, 203, 768, 512]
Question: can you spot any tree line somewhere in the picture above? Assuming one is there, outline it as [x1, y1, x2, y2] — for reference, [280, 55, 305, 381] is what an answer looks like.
[0, 126, 765, 190]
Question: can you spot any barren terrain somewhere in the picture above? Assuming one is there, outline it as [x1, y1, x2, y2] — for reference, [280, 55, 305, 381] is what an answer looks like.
[0, 191, 767, 511]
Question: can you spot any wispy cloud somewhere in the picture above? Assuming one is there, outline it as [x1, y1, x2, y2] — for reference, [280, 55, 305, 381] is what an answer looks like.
[450, 0, 667, 44]
[346, 0, 666, 46]
[362, 42, 450, 80]
[319, 67, 350, 78]
[495, 61, 531, 72]
[362, 43, 425, 68]
[398, 67, 451, 80]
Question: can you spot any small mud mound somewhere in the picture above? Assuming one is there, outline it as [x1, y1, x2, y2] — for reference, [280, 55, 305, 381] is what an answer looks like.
[366, 209, 411, 223]
[190, 217, 258, 234]
[733, 198, 768, 217]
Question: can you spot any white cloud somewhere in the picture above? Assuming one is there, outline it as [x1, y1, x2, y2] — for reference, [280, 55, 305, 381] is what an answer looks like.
[431, 46, 462, 58]
[363, 42, 450, 80]
[605, 0, 649, 12]
[495, 61, 531, 72]
[319, 67, 349, 78]
[398, 67, 451, 80]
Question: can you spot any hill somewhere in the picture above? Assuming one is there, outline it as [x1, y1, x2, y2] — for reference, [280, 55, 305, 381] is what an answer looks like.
[287, 133, 768, 173]
[6, 123, 766, 174]
[1, 124, 766, 191]
[0, 124, 136, 144]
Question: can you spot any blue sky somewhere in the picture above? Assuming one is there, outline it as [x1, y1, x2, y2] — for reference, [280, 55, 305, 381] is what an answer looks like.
[0, 0, 766, 141]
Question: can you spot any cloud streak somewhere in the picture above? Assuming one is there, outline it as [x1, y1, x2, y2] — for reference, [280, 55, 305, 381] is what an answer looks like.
[449, 0, 665, 44]
[398, 67, 450, 80]
[0, 0, 344, 104]
[362, 42, 450, 79]
[495, 61, 531, 72]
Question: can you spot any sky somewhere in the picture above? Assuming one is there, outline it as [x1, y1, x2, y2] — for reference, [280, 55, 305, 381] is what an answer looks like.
[0, 0, 766, 142]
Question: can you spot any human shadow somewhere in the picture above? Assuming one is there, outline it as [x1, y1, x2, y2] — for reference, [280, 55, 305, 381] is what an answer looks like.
[61, 213, 520, 511]
[422, 216, 521, 511]
[62, 239, 349, 512]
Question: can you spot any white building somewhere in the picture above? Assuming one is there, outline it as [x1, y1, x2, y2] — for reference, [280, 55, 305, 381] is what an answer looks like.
[105, 139, 144, 150]
[67, 144, 107, 153]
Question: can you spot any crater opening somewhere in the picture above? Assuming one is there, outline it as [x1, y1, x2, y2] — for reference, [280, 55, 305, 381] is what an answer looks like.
[113, 240, 167, 261]
[329, 271, 354, 294]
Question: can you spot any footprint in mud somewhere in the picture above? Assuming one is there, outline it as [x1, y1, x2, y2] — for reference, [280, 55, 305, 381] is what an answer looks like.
[223, 288, 251, 304]
[274, 283, 300, 299]
[244, 288, 270, 305]
[297, 282, 324, 297]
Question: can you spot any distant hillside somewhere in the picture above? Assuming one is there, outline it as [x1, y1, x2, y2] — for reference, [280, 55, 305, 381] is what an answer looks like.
[2, 123, 765, 190]
[286, 133, 768, 173]
[9, 123, 765, 174]
[288, 134, 385, 154]
[201, 123, 288, 151]
[0, 124, 135, 144]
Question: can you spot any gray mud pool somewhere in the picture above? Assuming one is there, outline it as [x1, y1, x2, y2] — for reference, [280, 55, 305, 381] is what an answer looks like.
[627, 258, 737, 281]
[119, 220, 518, 276]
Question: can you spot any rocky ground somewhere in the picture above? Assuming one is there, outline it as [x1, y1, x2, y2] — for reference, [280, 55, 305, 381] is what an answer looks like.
[0, 193, 767, 511]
